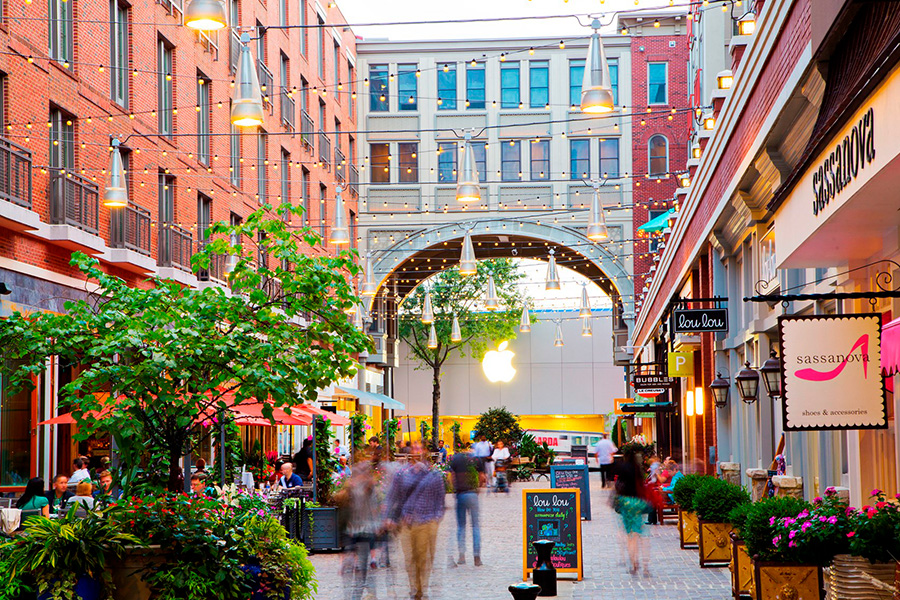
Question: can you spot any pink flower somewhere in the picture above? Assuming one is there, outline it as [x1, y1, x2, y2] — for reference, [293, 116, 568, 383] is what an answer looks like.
[818, 516, 827, 522]
[866, 508, 877, 518]
[870, 488, 881, 497]
[788, 541, 797, 548]
[801, 522, 812, 532]
[827, 516, 837, 524]
[876, 501, 886, 509]
[788, 530, 797, 539]
[813, 497, 823, 503]
[847, 532, 856, 538]
[825, 486, 837, 496]
[797, 510, 809, 519]
[772, 536, 781, 547]
[769, 517, 776, 526]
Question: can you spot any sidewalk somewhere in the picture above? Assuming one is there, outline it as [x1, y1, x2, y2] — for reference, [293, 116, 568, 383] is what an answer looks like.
[310, 475, 731, 599]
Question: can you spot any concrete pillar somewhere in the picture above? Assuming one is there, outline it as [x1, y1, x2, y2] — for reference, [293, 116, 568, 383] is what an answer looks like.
[746, 468, 769, 501]
[719, 462, 741, 486]
[772, 475, 804, 499]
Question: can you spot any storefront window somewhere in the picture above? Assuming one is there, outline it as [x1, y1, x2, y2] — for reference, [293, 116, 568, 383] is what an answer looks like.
[1, 367, 35, 486]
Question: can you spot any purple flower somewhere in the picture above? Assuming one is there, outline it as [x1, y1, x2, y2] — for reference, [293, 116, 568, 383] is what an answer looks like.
[813, 497, 823, 503]
[769, 517, 776, 526]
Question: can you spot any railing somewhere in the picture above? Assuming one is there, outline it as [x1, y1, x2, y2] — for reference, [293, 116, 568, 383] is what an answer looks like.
[0, 137, 33, 208]
[197, 29, 218, 59]
[49, 170, 99, 234]
[158, 223, 193, 271]
[335, 147, 346, 182]
[348, 165, 359, 196]
[229, 30, 240, 74]
[300, 110, 314, 151]
[157, 0, 183, 18]
[196, 242, 228, 282]
[280, 89, 295, 131]
[257, 60, 274, 112]
[318, 131, 330, 168]
[110, 203, 151, 255]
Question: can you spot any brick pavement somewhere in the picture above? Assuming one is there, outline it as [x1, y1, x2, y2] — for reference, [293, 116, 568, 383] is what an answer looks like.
[309, 474, 730, 600]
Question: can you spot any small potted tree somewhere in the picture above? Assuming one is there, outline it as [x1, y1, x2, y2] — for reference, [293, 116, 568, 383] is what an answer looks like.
[727, 502, 755, 599]
[692, 478, 751, 567]
[672, 474, 712, 549]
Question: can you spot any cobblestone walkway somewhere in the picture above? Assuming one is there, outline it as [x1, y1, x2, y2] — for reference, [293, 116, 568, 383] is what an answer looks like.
[309, 475, 730, 600]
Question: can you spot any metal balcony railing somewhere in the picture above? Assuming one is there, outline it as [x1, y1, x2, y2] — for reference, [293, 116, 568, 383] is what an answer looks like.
[196, 242, 228, 282]
[280, 88, 295, 131]
[349, 165, 359, 196]
[110, 203, 151, 255]
[257, 60, 274, 112]
[49, 170, 99, 234]
[335, 147, 346, 182]
[300, 110, 314, 151]
[158, 223, 193, 271]
[0, 137, 32, 208]
[229, 30, 241, 74]
[318, 131, 330, 168]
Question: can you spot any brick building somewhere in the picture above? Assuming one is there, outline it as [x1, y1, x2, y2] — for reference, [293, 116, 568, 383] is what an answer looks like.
[0, 0, 358, 489]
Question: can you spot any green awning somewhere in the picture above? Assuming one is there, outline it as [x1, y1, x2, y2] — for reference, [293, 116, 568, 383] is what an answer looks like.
[637, 208, 676, 234]
[335, 386, 406, 411]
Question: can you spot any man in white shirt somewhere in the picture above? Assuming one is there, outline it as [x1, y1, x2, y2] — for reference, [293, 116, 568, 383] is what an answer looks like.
[472, 435, 493, 488]
[594, 433, 617, 488]
[69, 457, 91, 485]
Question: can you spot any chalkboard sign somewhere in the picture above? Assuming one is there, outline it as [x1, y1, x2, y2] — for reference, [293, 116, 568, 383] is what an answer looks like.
[522, 489, 583, 581]
[570, 445, 588, 465]
[550, 464, 591, 521]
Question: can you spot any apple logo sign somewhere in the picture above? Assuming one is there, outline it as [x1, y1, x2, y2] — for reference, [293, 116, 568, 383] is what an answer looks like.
[482, 341, 516, 383]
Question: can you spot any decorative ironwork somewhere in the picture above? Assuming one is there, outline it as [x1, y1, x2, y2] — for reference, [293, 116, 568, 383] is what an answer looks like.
[280, 88, 295, 131]
[0, 137, 33, 209]
[110, 203, 151, 255]
[49, 170, 99, 234]
[745, 260, 900, 304]
[318, 131, 331, 168]
[300, 110, 314, 151]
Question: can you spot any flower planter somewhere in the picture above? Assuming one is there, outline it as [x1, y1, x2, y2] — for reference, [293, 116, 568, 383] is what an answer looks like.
[699, 520, 734, 568]
[824, 554, 895, 600]
[678, 507, 699, 549]
[108, 545, 164, 600]
[38, 575, 102, 600]
[242, 564, 291, 600]
[754, 561, 824, 600]
[731, 535, 754, 599]
[301, 506, 341, 552]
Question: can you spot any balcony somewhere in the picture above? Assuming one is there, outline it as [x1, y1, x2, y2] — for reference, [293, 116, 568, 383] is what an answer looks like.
[257, 60, 274, 113]
[196, 242, 228, 283]
[280, 88, 295, 131]
[110, 203, 151, 255]
[300, 110, 314, 151]
[335, 147, 346, 182]
[349, 165, 359, 196]
[49, 170, 99, 235]
[158, 222, 193, 272]
[318, 131, 330, 169]
[0, 137, 32, 209]
[229, 30, 240, 74]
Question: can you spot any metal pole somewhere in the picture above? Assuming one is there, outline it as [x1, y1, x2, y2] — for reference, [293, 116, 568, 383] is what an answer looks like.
[219, 409, 227, 486]
[350, 417, 355, 464]
[311, 415, 318, 503]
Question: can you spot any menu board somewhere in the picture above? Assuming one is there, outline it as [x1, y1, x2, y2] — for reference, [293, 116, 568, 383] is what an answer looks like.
[550, 464, 591, 521]
[522, 489, 583, 581]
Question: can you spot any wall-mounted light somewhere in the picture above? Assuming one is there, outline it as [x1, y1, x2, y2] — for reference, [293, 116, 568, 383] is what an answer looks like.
[694, 386, 704, 416]
[703, 116, 716, 130]
[685, 389, 695, 417]
[692, 145, 702, 159]
[738, 12, 756, 36]
[735, 361, 760, 404]
[716, 69, 734, 90]
[760, 349, 783, 399]
[709, 372, 730, 408]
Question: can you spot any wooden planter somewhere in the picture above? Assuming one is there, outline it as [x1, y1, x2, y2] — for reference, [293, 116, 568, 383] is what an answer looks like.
[824, 554, 896, 600]
[302, 506, 342, 552]
[108, 545, 164, 600]
[699, 520, 734, 568]
[754, 561, 824, 600]
[731, 535, 754, 599]
[678, 507, 699, 549]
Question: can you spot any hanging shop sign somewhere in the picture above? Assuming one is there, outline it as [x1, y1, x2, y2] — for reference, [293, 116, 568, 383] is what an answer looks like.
[671, 308, 729, 334]
[633, 374, 676, 390]
[667, 352, 695, 377]
[522, 489, 583, 581]
[779, 314, 888, 430]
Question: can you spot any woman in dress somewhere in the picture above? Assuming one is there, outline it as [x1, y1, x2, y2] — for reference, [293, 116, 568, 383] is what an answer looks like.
[614, 448, 650, 576]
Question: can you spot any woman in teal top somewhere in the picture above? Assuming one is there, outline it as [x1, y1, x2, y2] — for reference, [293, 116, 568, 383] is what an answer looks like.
[16, 478, 50, 518]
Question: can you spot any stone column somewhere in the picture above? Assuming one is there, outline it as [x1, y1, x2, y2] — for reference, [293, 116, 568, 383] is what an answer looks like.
[829, 486, 850, 503]
[772, 475, 804, 499]
[746, 468, 769, 502]
[719, 462, 741, 486]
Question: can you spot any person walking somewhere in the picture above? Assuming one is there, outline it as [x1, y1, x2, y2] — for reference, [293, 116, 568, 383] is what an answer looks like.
[449, 443, 482, 567]
[491, 441, 511, 493]
[472, 435, 493, 488]
[614, 448, 650, 576]
[594, 433, 617, 488]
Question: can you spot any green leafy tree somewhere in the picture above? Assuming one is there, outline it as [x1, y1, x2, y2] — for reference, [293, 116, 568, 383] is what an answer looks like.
[399, 259, 524, 450]
[473, 406, 524, 448]
[0, 205, 370, 493]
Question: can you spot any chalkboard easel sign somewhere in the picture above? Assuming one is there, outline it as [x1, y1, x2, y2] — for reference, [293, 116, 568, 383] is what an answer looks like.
[550, 464, 591, 521]
[522, 489, 583, 581]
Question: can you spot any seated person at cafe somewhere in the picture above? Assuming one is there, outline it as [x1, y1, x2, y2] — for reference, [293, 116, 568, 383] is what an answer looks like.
[660, 462, 683, 500]
[93, 471, 120, 503]
[277, 462, 303, 489]
[70, 457, 92, 485]
[46, 474, 74, 511]
[70, 481, 96, 513]
[190, 473, 209, 496]
[17, 478, 50, 518]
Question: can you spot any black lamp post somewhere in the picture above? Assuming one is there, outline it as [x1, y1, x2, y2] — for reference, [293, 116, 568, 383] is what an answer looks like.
[759, 349, 782, 399]
[709, 372, 730, 409]
[735, 361, 760, 404]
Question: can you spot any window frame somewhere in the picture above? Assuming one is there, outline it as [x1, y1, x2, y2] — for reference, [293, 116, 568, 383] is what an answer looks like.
[398, 142, 418, 183]
[398, 64, 418, 111]
[529, 60, 549, 108]
[369, 142, 390, 184]
[471, 141, 486, 182]
[648, 62, 668, 106]
[609, 60, 619, 106]
[437, 142, 457, 183]
[648, 135, 669, 177]
[599, 138, 619, 178]
[197, 72, 211, 165]
[569, 58, 585, 108]
[110, 0, 129, 108]
[229, 116, 241, 187]
[369, 64, 389, 112]
[157, 39, 174, 137]
[500, 61, 520, 109]
[437, 64, 457, 110]
[501, 140, 521, 182]
[49, 108, 75, 171]
[530, 139, 550, 181]
[280, 148, 291, 216]
[569, 139, 590, 180]
[257, 128, 267, 204]
[466, 62, 486, 110]
[48, 0, 73, 68]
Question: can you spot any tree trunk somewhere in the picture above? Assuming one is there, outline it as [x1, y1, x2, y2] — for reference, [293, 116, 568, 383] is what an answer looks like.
[431, 363, 441, 451]
[168, 445, 184, 493]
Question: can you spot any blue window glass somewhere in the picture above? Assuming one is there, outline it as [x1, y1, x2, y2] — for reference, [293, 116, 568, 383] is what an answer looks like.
[530, 140, 549, 180]
[500, 62, 520, 108]
[466, 63, 485, 109]
[438, 142, 457, 182]
[599, 138, 619, 178]
[570, 139, 590, 180]
[471, 142, 487, 182]
[398, 64, 417, 111]
[569, 59, 585, 108]
[529, 61, 549, 108]
[501, 141, 521, 181]
[369, 64, 388, 112]
[437, 64, 457, 110]
[648, 62, 667, 105]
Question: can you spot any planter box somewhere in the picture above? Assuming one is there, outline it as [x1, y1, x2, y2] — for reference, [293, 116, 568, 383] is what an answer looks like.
[731, 535, 754, 599]
[302, 506, 341, 552]
[754, 561, 824, 600]
[824, 554, 895, 600]
[678, 507, 699, 549]
[699, 520, 734, 568]
[108, 545, 164, 600]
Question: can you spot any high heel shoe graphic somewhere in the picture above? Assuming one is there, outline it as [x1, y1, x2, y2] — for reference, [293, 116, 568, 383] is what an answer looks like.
[795, 334, 869, 382]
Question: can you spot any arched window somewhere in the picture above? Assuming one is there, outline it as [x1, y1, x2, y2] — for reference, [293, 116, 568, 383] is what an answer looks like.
[648, 135, 669, 176]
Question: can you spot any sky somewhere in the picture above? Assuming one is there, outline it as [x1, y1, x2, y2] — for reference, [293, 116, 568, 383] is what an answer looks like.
[336, 0, 677, 41]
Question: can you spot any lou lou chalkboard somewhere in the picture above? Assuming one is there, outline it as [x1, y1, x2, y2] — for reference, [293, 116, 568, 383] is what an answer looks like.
[522, 489, 583, 581]
[550, 464, 591, 520]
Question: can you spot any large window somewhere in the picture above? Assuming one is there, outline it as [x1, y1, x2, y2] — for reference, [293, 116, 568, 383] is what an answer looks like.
[257, 128, 267, 204]
[569, 59, 585, 108]
[530, 140, 549, 181]
[369, 64, 389, 112]
[399, 142, 418, 183]
[110, 0, 129, 107]
[599, 138, 619, 178]
[49, 0, 73, 67]
[648, 135, 668, 176]
[347, 61, 354, 118]
[299, 0, 306, 54]
[280, 148, 290, 215]
[317, 15, 325, 79]
[197, 73, 210, 165]
[529, 61, 549, 108]
[158, 39, 174, 137]
[466, 62, 485, 109]
[500, 62, 520, 109]
[49, 108, 74, 171]
[333, 42, 340, 90]
[501, 141, 521, 181]
[230, 117, 241, 187]
[319, 184, 327, 237]
[437, 64, 457, 110]
[301, 168, 310, 224]
[158, 172, 175, 226]
[370, 143, 389, 184]
[570, 139, 590, 179]
[471, 142, 486, 182]
[398, 64, 417, 111]
[648, 62, 667, 105]
[437, 142, 457, 182]
[1, 366, 35, 486]
[609, 61, 619, 105]
[198, 194, 212, 244]
[278, 0, 286, 26]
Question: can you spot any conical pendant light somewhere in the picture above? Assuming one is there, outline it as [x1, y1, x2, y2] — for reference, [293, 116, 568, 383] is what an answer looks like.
[586, 187, 609, 241]
[581, 23, 615, 114]
[427, 323, 438, 349]
[519, 301, 531, 333]
[360, 253, 378, 297]
[450, 313, 462, 342]
[353, 304, 364, 329]
[185, 0, 227, 30]
[456, 133, 481, 203]
[103, 138, 128, 208]
[329, 185, 350, 245]
[581, 317, 593, 337]
[545, 249, 560, 291]
[459, 230, 477, 275]
[421, 289, 434, 324]
[579, 285, 592, 318]
[484, 273, 499, 310]
[231, 33, 265, 127]
[553, 322, 564, 347]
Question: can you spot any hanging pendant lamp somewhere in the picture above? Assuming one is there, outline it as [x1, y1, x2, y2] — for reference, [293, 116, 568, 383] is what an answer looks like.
[450, 313, 462, 342]
[456, 133, 481, 203]
[579, 285, 592, 318]
[484, 273, 499, 310]
[103, 138, 128, 208]
[427, 323, 438, 349]
[586, 188, 609, 241]
[519, 301, 531, 333]
[329, 185, 350, 245]
[353, 304, 364, 329]
[231, 33, 265, 127]
[184, 0, 228, 30]
[581, 317, 593, 337]
[580, 23, 616, 114]
[545, 249, 560, 290]
[360, 253, 378, 297]
[421, 289, 434, 324]
[459, 230, 477, 275]
[553, 322, 564, 347]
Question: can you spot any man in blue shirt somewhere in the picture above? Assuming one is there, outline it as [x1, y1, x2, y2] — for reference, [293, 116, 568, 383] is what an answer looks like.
[278, 461, 303, 489]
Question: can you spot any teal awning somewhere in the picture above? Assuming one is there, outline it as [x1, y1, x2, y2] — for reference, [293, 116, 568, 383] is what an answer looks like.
[335, 387, 406, 410]
[637, 208, 676, 234]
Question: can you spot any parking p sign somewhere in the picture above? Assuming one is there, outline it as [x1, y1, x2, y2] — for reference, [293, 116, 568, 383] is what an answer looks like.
[667, 352, 694, 377]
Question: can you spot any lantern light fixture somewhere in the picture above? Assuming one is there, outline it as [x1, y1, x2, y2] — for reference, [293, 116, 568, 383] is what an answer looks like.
[737, 11, 757, 36]
[484, 273, 499, 310]
[328, 185, 350, 245]
[360, 253, 378, 297]
[231, 33, 265, 127]
[709, 372, 730, 408]
[580, 21, 616, 114]
[458, 230, 477, 275]
[579, 285, 592, 318]
[735, 361, 760, 404]
[421, 289, 434, 324]
[760, 349, 783, 399]
[519, 301, 531, 333]
[427, 323, 438, 349]
[450, 313, 462, 342]
[184, 0, 228, 30]
[586, 186, 609, 241]
[103, 138, 128, 208]
[456, 132, 481, 203]
[553, 322, 564, 347]
[716, 69, 734, 90]
[685, 390, 695, 417]
[545, 249, 560, 291]
[581, 318, 593, 337]
[694, 386, 704, 416]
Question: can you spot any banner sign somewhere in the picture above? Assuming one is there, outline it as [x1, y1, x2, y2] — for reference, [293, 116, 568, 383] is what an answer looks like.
[633, 374, 675, 389]
[672, 308, 728, 333]
[550, 464, 591, 521]
[522, 489, 583, 581]
[779, 314, 888, 430]
[667, 352, 695, 377]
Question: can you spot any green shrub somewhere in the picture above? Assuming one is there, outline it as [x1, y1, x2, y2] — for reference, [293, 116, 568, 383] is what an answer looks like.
[671, 474, 713, 512]
[738, 496, 810, 560]
[727, 502, 753, 530]
[693, 478, 751, 522]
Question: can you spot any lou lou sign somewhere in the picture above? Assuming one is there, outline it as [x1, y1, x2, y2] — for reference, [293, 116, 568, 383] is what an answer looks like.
[779, 314, 888, 431]
[671, 308, 728, 334]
